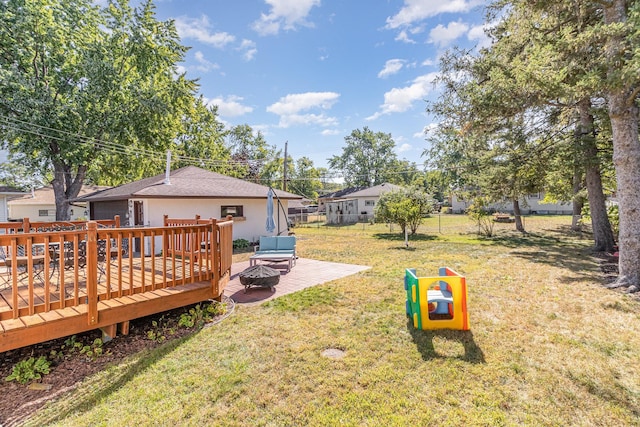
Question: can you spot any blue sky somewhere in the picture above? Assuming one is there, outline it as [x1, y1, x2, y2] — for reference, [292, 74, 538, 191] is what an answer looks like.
[116, 1, 489, 171]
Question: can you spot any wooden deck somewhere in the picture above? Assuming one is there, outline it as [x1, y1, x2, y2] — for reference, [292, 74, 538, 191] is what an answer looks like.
[0, 217, 233, 353]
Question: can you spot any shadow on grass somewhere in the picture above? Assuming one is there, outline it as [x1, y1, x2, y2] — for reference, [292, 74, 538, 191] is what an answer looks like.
[373, 233, 438, 242]
[407, 319, 485, 364]
[24, 332, 200, 426]
[485, 232, 599, 283]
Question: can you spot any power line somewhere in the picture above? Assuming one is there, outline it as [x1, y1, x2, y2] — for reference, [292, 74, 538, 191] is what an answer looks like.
[1, 113, 438, 184]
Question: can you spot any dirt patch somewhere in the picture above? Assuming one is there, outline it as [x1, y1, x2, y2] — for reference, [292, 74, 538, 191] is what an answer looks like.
[0, 297, 234, 427]
[593, 251, 619, 284]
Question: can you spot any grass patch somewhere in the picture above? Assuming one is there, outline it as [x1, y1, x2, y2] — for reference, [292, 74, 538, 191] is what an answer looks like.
[264, 286, 341, 313]
[25, 215, 640, 426]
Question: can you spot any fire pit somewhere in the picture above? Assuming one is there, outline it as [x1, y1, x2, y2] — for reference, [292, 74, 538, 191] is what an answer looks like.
[239, 265, 280, 292]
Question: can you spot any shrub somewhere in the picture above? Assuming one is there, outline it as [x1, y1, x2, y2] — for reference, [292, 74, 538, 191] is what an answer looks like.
[5, 356, 51, 384]
[467, 197, 495, 237]
[374, 186, 433, 235]
[233, 238, 250, 250]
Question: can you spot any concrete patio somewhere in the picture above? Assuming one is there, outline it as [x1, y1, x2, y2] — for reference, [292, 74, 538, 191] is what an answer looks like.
[225, 257, 371, 306]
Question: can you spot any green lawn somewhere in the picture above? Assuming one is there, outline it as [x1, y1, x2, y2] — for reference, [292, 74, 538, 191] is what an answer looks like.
[27, 215, 640, 426]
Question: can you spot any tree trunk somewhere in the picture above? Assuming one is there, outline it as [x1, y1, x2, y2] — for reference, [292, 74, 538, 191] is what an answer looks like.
[604, 0, 640, 291]
[571, 162, 584, 231]
[571, 192, 584, 231]
[577, 99, 615, 252]
[51, 160, 87, 221]
[513, 199, 525, 233]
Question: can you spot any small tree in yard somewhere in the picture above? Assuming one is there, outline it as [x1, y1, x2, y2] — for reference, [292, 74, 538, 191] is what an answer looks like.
[375, 187, 432, 235]
[467, 196, 495, 237]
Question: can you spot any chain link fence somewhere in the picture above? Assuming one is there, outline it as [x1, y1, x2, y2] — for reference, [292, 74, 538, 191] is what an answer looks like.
[289, 213, 581, 236]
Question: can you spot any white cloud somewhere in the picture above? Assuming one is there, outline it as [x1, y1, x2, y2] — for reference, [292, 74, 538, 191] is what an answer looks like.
[414, 123, 438, 138]
[467, 23, 491, 49]
[378, 59, 406, 78]
[267, 92, 340, 128]
[278, 113, 338, 128]
[395, 30, 416, 44]
[267, 92, 339, 115]
[206, 95, 253, 117]
[421, 58, 435, 67]
[252, 0, 321, 36]
[386, 0, 481, 29]
[174, 15, 235, 48]
[193, 51, 219, 72]
[366, 73, 437, 120]
[238, 39, 258, 61]
[428, 20, 469, 47]
[321, 129, 341, 136]
[397, 143, 412, 153]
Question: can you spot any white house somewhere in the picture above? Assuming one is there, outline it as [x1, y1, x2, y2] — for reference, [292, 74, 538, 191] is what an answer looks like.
[326, 198, 359, 224]
[74, 166, 302, 244]
[324, 183, 404, 224]
[450, 192, 573, 214]
[317, 186, 365, 213]
[8, 185, 109, 221]
[0, 186, 27, 222]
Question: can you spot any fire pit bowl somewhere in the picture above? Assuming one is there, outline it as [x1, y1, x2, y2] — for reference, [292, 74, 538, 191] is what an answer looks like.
[239, 265, 280, 292]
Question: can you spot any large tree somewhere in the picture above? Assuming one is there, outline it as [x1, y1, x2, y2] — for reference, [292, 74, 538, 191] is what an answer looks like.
[487, 0, 640, 289]
[426, 49, 552, 233]
[484, 0, 616, 249]
[287, 156, 322, 200]
[0, 0, 215, 219]
[601, 0, 640, 291]
[329, 127, 399, 187]
[225, 124, 279, 182]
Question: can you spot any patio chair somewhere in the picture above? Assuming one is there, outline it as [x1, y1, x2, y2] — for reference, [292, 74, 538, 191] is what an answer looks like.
[0, 244, 47, 288]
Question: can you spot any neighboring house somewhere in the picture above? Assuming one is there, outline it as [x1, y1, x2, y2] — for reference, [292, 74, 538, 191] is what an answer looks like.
[326, 198, 359, 224]
[317, 186, 366, 213]
[8, 185, 109, 221]
[450, 192, 573, 215]
[0, 186, 27, 222]
[287, 198, 315, 224]
[74, 166, 302, 243]
[325, 183, 404, 224]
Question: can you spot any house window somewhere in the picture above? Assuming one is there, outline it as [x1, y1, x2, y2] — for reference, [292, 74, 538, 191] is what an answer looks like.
[365, 200, 375, 206]
[38, 209, 53, 217]
[221, 205, 243, 218]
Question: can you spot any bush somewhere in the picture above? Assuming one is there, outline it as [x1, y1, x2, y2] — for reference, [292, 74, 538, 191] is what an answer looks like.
[374, 187, 433, 235]
[233, 239, 250, 250]
[5, 356, 51, 384]
[467, 197, 495, 237]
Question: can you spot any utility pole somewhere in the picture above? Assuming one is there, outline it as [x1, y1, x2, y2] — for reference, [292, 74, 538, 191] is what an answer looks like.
[283, 141, 288, 191]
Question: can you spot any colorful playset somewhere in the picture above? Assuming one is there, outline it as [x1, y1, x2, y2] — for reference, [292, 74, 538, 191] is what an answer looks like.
[405, 267, 470, 330]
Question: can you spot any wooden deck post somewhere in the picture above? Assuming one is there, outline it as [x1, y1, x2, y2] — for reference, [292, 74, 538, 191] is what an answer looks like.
[86, 221, 98, 325]
[211, 218, 220, 298]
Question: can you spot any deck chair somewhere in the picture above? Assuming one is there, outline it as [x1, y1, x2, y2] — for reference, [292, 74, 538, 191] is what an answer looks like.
[0, 244, 46, 287]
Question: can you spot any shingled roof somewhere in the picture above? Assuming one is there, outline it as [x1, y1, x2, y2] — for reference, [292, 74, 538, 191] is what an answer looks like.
[343, 183, 403, 198]
[0, 186, 27, 195]
[318, 186, 366, 200]
[9, 185, 109, 205]
[75, 166, 302, 202]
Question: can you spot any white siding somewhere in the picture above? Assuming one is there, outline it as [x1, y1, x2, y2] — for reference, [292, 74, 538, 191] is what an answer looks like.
[450, 194, 573, 214]
[0, 197, 7, 222]
[145, 198, 289, 243]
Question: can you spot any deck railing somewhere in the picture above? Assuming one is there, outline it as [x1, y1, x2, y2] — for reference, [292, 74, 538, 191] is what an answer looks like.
[0, 217, 233, 325]
[0, 216, 121, 234]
